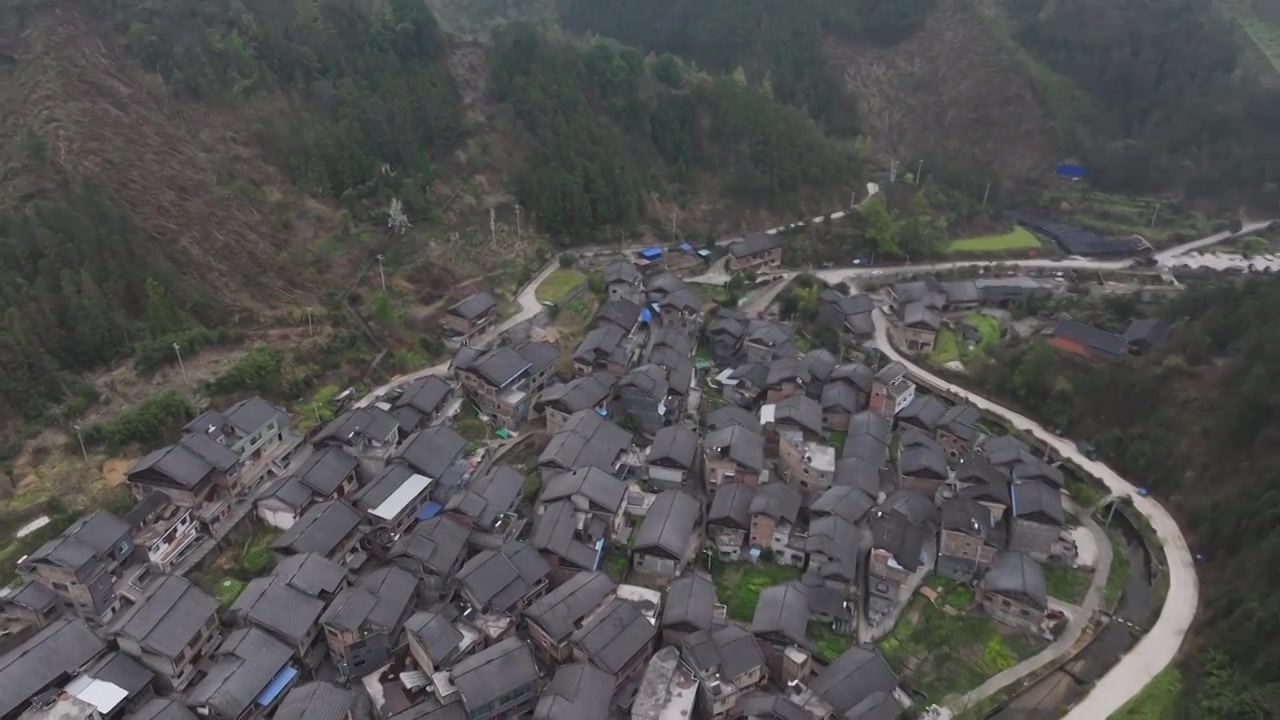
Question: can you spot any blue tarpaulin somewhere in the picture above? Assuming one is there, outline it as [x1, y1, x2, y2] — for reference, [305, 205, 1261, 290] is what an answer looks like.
[679, 243, 694, 252]
[416, 502, 443, 521]
[255, 666, 298, 706]
[1055, 163, 1087, 178]
[640, 307, 654, 323]
[639, 247, 663, 260]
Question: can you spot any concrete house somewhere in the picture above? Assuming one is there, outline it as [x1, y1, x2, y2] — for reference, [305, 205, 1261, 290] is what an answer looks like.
[821, 381, 864, 431]
[524, 571, 616, 665]
[727, 232, 784, 273]
[536, 373, 616, 436]
[749, 482, 803, 564]
[750, 583, 809, 675]
[0, 619, 107, 720]
[614, 363, 677, 436]
[387, 516, 471, 602]
[319, 565, 418, 679]
[0, 581, 60, 638]
[111, 575, 219, 692]
[442, 637, 540, 720]
[980, 551, 1048, 635]
[272, 682, 356, 720]
[270, 552, 351, 601]
[185, 627, 297, 720]
[703, 425, 766, 490]
[762, 396, 824, 456]
[660, 574, 717, 645]
[128, 493, 203, 574]
[778, 431, 836, 494]
[388, 376, 453, 433]
[868, 363, 915, 419]
[603, 258, 644, 302]
[442, 464, 524, 534]
[126, 435, 244, 529]
[569, 597, 657, 686]
[897, 441, 949, 496]
[646, 425, 700, 492]
[351, 464, 434, 550]
[708, 482, 755, 561]
[181, 397, 300, 488]
[257, 446, 360, 530]
[443, 292, 498, 340]
[537, 410, 633, 480]
[632, 646, 700, 720]
[806, 514, 862, 596]
[454, 342, 559, 431]
[866, 504, 931, 621]
[632, 490, 701, 578]
[270, 499, 364, 567]
[573, 324, 635, 377]
[744, 322, 797, 364]
[533, 467, 627, 578]
[681, 623, 767, 719]
[227, 575, 327, 667]
[898, 301, 943, 354]
[797, 645, 901, 719]
[315, 407, 402, 479]
[455, 541, 551, 619]
[1009, 480, 1069, 561]
[19, 510, 134, 623]
[404, 611, 481, 676]
[534, 662, 614, 720]
[938, 497, 1000, 581]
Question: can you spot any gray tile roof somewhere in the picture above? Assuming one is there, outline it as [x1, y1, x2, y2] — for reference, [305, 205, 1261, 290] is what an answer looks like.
[770, 395, 823, 435]
[939, 404, 982, 441]
[596, 298, 644, 330]
[524, 571, 617, 642]
[395, 426, 467, 479]
[569, 598, 656, 675]
[661, 288, 703, 313]
[456, 541, 550, 613]
[450, 637, 540, 711]
[0, 619, 105, 718]
[271, 500, 362, 557]
[539, 466, 627, 512]
[1051, 319, 1129, 361]
[899, 395, 949, 431]
[538, 373, 616, 414]
[272, 682, 355, 720]
[320, 565, 417, 632]
[806, 516, 862, 582]
[444, 464, 524, 528]
[874, 362, 908, 384]
[186, 627, 294, 719]
[604, 258, 642, 285]
[729, 232, 784, 257]
[229, 576, 325, 645]
[386, 698, 467, 720]
[848, 411, 892, 445]
[961, 477, 1012, 507]
[955, 454, 1010, 487]
[271, 552, 348, 597]
[750, 482, 801, 524]
[941, 497, 997, 535]
[112, 575, 217, 658]
[740, 692, 811, 720]
[538, 410, 632, 473]
[224, 396, 287, 436]
[809, 645, 899, 716]
[633, 490, 701, 558]
[661, 574, 716, 632]
[652, 326, 695, 356]
[448, 291, 498, 320]
[574, 324, 627, 363]
[681, 622, 764, 682]
[881, 490, 936, 527]
[869, 511, 929, 572]
[766, 358, 809, 388]
[534, 662, 614, 720]
[292, 445, 358, 496]
[647, 425, 699, 469]
[128, 437, 236, 489]
[835, 456, 883, 498]
[898, 427, 943, 453]
[391, 516, 471, 576]
[811, 485, 875, 524]
[404, 611, 464, 665]
[472, 346, 532, 388]
[703, 425, 765, 472]
[703, 405, 760, 433]
[530, 501, 599, 570]
[316, 407, 400, 446]
[1011, 479, 1066, 524]
[845, 690, 903, 720]
[395, 375, 451, 416]
[801, 349, 838, 383]
[899, 444, 948, 479]
[619, 364, 670, 401]
[982, 551, 1048, 609]
[6, 581, 59, 613]
[127, 698, 197, 720]
[750, 582, 808, 646]
[352, 463, 429, 516]
[822, 382, 863, 413]
[261, 474, 313, 510]
[708, 482, 755, 529]
[1124, 318, 1169, 346]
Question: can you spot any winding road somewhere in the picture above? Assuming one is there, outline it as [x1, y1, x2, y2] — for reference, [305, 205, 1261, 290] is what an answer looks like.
[871, 309, 1198, 719]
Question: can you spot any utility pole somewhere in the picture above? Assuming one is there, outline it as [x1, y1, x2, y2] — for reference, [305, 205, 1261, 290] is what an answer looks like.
[671, 210, 678, 240]
[376, 254, 387, 292]
[72, 424, 87, 461]
[850, 189, 857, 208]
[172, 342, 189, 386]
[514, 204, 523, 240]
[889, 159, 899, 184]
[489, 206, 496, 244]
[981, 182, 991, 209]
[306, 308, 313, 336]
[1149, 202, 1161, 228]
[915, 160, 924, 186]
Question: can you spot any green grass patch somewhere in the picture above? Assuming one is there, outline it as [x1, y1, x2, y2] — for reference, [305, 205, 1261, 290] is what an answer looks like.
[1109, 667, 1183, 719]
[239, 526, 280, 575]
[522, 473, 542, 505]
[962, 313, 1002, 348]
[214, 577, 246, 606]
[535, 268, 586, 304]
[946, 227, 1042, 254]
[1042, 563, 1091, 604]
[930, 328, 961, 365]
[1067, 477, 1106, 509]
[1102, 525, 1133, 610]
[808, 622, 854, 662]
[602, 552, 629, 582]
[713, 563, 803, 622]
[828, 430, 847, 455]
[454, 404, 492, 446]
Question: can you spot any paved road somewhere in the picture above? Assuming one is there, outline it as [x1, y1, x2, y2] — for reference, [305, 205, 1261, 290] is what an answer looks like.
[870, 309, 1198, 720]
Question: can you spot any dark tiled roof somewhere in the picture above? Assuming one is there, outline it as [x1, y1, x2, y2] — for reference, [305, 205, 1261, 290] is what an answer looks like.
[870, 511, 929, 572]
[809, 646, 899, 716]
[456, 541, 550, 613]
[538, 373, 616, 413]
[538, 410, 632, 473]
[271, 552, 348, 597]
[292, 445, 358, 496]
[982, 551, 1048, 609]
[604, 259, 642, 285]
[750, 582, 808, 646]
[390, 516, 471, 576]
[570, 598, 656, 675]
[404, 611, 463, 665]
[394, 426, 467, 479]
[901, 301, 942, 330]
[661, 574, 716, 632]
[708, 482, 755, 529]
[524, 571, 616, 642]
[750, 482, 801, 524]
[704, 405, 761, 433]
[271, 500, 362, 557]
[771, 395, 823, 435]
[445, 465, 524, 528]
[596, 298, 644, 330]
[530, 501, 599, 570]
[127, 699, 196, 720]
[450, 637, 539, 711]
[1011, 479, 1066, 524]
[703, 425, 766, 472]
[822, 381, 863, 413]
[112, 575, 217, 658]
[540, 466, 627, 512]
[899, 444, 948, 479]
[633, 490, 701, 558]
[395, 376, 452, 416]
[835, 456, 883, 498]
[647, 425, 699, 469]
[899, 395, 949, 431]
[316, 407, 400, 445]
[0, 619, 105, 718]
[881, 490, 936, 526]
[273, 682, 355, 720]
[470, 346, 529, 388]
[6, 581, 58, 612]
[811, 485, 874, 525]
[534, 662, 614, 720]
[320, 565, 417, 632]
[186, 627, 293, 719]
[1124, 318, 1169, 345]
[229, 576, 325, 645]
[740, 692, 811, 720]
[729, 232, 784, 257]
[224, 396, 286, 436]
[681, 622, 765, 682]
[806, 515, 862, 582]
[941, 497, 998, 536]
[448, 292, 498, 320]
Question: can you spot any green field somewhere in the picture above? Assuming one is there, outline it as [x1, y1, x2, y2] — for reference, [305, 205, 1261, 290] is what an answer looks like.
[946, 227, 1042, 254]
[714, 562, 803, 622]
[1109, 668, 1183, 719]
[535, 268, 585, 303]
[929, 328, 961, 365]
[963, 313, 1001, 347]
[1043, 563, 1092, 604]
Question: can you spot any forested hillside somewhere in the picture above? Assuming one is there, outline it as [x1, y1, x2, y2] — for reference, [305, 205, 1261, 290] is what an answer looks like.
[968, 280, 1280, 716]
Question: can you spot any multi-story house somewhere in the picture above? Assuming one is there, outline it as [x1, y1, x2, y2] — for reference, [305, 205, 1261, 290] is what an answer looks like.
[979, 551, 1049, 635]
[603, 258, 644, 302]
[632, 490, 701, 578]
[595, 298, 644, 332]
[453, 342, 559, 432]
[707, 482, 754, 562]
[749, 582, 809, 677]
[898, 301, 943, 354]
[744, 322, 796, 365]
[128, 493, 202, 573]
[536, 410, 633, 481]
[656, 288, 703, 336]
[315, 407, 402, 481]
[897, 440, 950, 496]
[762, 396, 823, 457]
[806, 514, 862, 597]
[181, 396, 301, 488]
[455, 541, 551, 619]
[270, 500, 364, 566]
[393, 426, 468, 485]
[536, 373, 616, 435]
[535, 663, 614, 720]
[320, 565, 418, 679]
[818, 289, 875, 341]
[569, 598, 657, 686]
[936, 403, 983, 458]
[388, 516, 471, 603]
[0, 619, 107, 720]
[794, 645, 902, 719]
[126, 434, 243, 529]
[703, 425, 766, 489]
[726, 233, 784, 273]
[613, 364, 678, 437]
[762, 359, 808, 405]
[19, 510, 135, 623]
[777, 431, 836, 494]
[351, 463, 434, 552]
[682, 623, 768, 719]
[112, 575, 220, 692]
[868, 362, 916, 419]
[388, 375, 453, 432]
[257, 445, 360, 530]
[185, 627, 297, 720]
[533, 466, 628, 580]
[1009, 479, 1070, 562]
[273, 682, 357, 720]
[228, 575, 328, 667]
[820, 382, 863, 431]
[443, 291, 498, 340]
[524, 571, 616, 665]
[660, 574, 718, 646]
[404, 610, 482, 676]
[0, 581, 60, 637]
[573, 324, 638, 377]
[705, 308, 749, 366]
[443, 464, 525, 535]
[645, 425, 700, 492]
[440, 637, 541, 720]
[938, 497, 1000, 581]
[270, 551, 351, 601]
[866, 507, 931, 622]
[748, 482, 802, 562]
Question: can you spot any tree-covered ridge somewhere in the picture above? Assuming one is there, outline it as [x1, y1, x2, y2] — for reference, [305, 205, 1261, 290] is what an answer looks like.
[488, 23, 862, 241]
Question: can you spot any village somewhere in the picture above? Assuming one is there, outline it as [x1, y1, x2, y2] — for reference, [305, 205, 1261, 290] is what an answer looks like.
[0, 223, 1171, 720]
